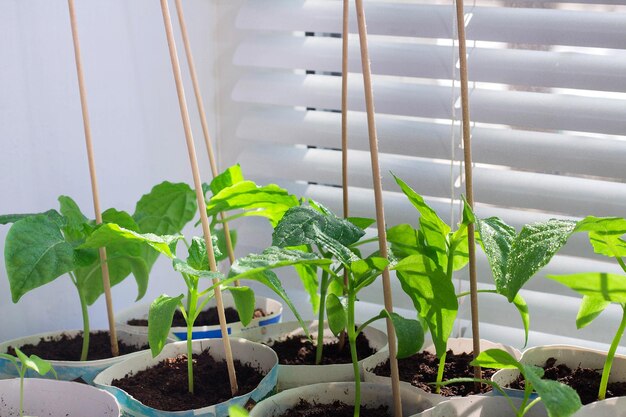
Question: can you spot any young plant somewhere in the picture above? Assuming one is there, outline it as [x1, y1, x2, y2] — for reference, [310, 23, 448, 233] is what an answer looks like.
[0, 347, 57, 417]
[0, 181, 196, 360]
[272, 201, 423, 417]
[388, 175, 572, 392]
[441, 349, 582, 417]
[547, 216, 626, 401]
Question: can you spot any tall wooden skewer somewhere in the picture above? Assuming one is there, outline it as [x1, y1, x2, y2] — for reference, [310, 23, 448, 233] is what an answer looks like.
[67, 0, 119, 358]
[173, 0, 238, 284]
[159, 0, 238, 395]
[354, 1, 402, 416]
[454, 0, 481, 383]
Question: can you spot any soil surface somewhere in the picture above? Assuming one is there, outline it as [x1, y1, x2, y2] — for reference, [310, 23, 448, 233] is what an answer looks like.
[509, 357, 626, 405]
[273, 400, 390, 417]
[268, 332, 376, 365]
[127, 306, 267, 327]
[7, 331, 147, 361]
[112, 349, 265, 411]
[373, 349, 495, 396]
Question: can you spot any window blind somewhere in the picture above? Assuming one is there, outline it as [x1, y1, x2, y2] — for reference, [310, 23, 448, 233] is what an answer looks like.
[215, 0, 626, 352]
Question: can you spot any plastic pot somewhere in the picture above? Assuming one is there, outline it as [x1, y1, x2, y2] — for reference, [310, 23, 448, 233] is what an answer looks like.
[233, 320, 388, 390]
[0, 329, 162, 384]
[408, 396, 548, 417]
[249, 382, 442, 417]
[571, 396, 626, 417]
[363, 337, 522, 400]
[94, 337, 278, 417]
[116, 293, 282, 340]
[0, 378, 120, 416]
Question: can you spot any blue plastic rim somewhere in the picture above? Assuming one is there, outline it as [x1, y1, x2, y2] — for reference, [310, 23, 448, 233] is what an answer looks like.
[172, 313, 282, 341]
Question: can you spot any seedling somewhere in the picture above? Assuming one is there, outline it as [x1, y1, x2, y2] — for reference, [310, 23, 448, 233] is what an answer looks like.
[547, 216, 626, 400]
[439, 349, 582, 417]
[0, 348, 57, 417]
[0, 182, 196, 360]
[388, 175, 573, 392]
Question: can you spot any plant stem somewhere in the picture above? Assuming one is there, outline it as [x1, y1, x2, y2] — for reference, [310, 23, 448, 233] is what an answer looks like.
[315, 270, 330, 365]
[617, 257, 626, 274]
[521, 397, 542, 417]
[75, 280, 90, 362]
[186, 288, 198, 394]
[19, 368, 25, 417]
[598, 304, 626, 400]
[435, 351, 447, 394]
[348, 292, 360, 417]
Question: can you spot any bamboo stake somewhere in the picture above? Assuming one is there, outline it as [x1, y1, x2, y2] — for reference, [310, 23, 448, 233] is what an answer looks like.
[338, 0, 350, 353]
[454, 0, 481, 384]
[67, 0, 119, 358]
[353, 1, 402, 416]
[173, 0, 238, 282]
[159, 0, 238, 395]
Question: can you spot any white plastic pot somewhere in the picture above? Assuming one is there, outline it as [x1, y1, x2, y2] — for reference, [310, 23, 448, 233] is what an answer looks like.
[408, 396, 548, 417]
[233, 320, 388, 390]
[249, 382, 442, 417]
[0, 329, 161, 384]
[94, 337, 278, 417]
[116, 293, 283, 340]
[492, 345, 626, 400]
[571, 396, 626, 417]
[0, 378, 120, 417]
[363, 338, 522, 400]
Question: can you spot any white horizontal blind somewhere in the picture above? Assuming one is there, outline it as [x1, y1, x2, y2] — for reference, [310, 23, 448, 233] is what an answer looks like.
[216, 0, 626, 352]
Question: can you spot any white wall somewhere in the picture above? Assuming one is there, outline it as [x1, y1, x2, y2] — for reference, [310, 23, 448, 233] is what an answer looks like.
[0, 0, 221, 340]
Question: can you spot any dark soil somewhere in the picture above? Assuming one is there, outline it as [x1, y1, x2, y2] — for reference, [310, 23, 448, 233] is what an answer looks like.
[509, 357, 626, 405]
[273, 400, 390, 417]
[127, 306, 267, 327]
[372, 349, 495, 396]
[268, 332, 376, 365]
[7, 331, 147, 361]
[112, 349, 265, 412]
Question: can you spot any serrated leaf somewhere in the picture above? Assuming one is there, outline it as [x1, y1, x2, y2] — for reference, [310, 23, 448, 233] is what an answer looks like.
[393, 254, 458, 358]
[523, 363, 582, 417]
[326, 293, 347, 336]
[470, 348, 521, 370]
[133, 181, 197, 236]
[475, 217, 516, 295]
[576, 295, 610, 329]
[0, 209, 65, 228]
[148, 294, 184, 357]
[575, 216, 626, 258]
[547, 272, 626, 303]
[5, 215, 75, 302]
[209, 164, 245, 196]
[227, 286, 256, 326]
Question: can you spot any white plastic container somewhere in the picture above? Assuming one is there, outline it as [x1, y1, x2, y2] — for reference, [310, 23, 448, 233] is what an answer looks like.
[571, 397, 626, 417]
[94, 338, 278, 417]
[0, 378, 120, 417]
[249, 382, 442, 417]
[233, 320, 388, 390]
[0, 329, 160, 384]
[492, 345, 626, 400]
[116, 293, 283, 340]
[408, 396, 548, 417]
[363, 338, 522, 400]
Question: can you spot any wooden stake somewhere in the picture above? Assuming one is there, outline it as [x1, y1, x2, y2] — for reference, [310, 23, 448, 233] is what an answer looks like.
[354, 1, 402, 416]
[173, 0, 238, 282]
[454, 0, 482, 383]
[67, 0, 119, 358]
[159, 0, 238, 395]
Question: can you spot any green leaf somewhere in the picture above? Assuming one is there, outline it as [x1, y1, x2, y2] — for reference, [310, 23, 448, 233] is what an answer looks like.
[575, 216, 626, 258]
[475, 217, 516, 295]
[209, 164, 245, 196]
[447, 198, 475, 272]
[148, 294, 184, 357]
[5, 215, 75, 302]
[206, 181, 299, 226]
[470, 348, 521, 370]
[386, 311, 424, 359]
[547, 272, 626, 303]
[228, 405, 249, 417]
[229, 246, 332, 281]
[512, 293, 530, 347]
[387, 224, 422, 259]
[21, 354, 55, 377]
[102, 208, 139, 232]
[213, 227, 237, 263]
[133, 181, 197, 236]
[346, 217, 376, 230]
[523, 364, 582, 417]
[576, 295, 610, 329]
[58, 196, 90, 243]
[0, 210, 65, 227]
[0, 353, 18, 369]
[227, 286, 256, 326]
[393, 254, 458, 358]
[294, 263, 320, 313]
[326, 293, 347, 336]
[173, 258, 224, 280]
[352, 257, 389, 289]
[187, 236, 222, 271]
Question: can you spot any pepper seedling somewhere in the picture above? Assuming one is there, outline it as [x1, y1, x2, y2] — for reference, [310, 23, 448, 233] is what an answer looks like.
[439, 349, 582, 417]
[0, 347, 57, 417]
[0, 182, 196, 361]
[547, 216, 626, 401]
